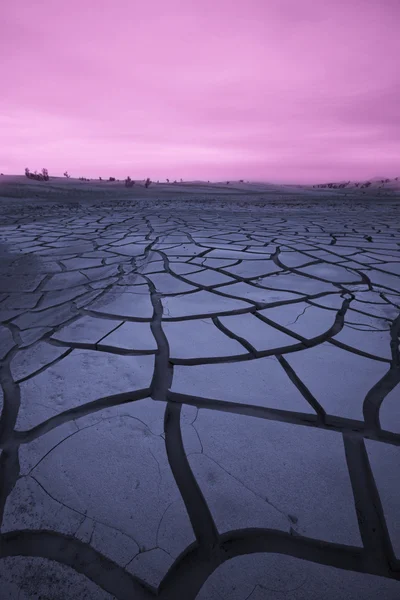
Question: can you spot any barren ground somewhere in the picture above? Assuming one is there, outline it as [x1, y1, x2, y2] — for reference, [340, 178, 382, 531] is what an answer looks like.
[0, 177, 399, 599]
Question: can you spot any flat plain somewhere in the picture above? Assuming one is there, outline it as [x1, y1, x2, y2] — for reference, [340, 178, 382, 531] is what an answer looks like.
[0, 177, 399, 599]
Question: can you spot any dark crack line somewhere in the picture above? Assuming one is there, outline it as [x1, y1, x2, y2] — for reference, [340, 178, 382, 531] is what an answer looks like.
[14, 348, 73, 384]
[0, 364, 21, 444]
[329, 338, 391, 363]
[159, 526, 400, 600]
[363, 314, 400, 431]
[0, 529, 155, 600]
[47, 338, 156, 357]
[0, 448, 20, 529]
[277, 355, 325, 420]
[164, 402, 219, 557]
[11, 387, 151, 445]
[166, 391, 400, 447]
[212, 316, 257, 355]
[343, 435, 398, 571]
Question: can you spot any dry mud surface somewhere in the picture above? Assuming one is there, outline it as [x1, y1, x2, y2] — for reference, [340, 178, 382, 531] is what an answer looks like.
[0, 189, 399, 599]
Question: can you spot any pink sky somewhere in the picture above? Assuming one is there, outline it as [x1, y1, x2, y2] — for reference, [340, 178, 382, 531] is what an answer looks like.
[1, 0, 399, 183]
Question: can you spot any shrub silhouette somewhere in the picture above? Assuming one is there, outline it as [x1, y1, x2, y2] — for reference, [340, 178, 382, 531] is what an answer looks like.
[64, 171, 70, 178]
[144, 178, 151, 188]
[109, 177, 116, 182]
[125, 176, 135, 188]
[25, 167, 49, 181]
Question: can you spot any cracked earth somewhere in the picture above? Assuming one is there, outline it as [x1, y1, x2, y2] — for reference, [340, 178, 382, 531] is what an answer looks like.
[0, 195, 399, 599]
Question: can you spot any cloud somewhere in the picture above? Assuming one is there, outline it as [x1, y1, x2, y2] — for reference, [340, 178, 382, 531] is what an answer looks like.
[1, 0, 399, 181]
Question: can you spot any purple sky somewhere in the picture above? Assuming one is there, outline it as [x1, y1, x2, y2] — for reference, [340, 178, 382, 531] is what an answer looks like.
[2, 0, 399, 183]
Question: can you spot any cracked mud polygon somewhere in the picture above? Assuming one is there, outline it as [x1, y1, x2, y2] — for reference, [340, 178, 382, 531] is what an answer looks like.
[0, 188, 400, 599]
